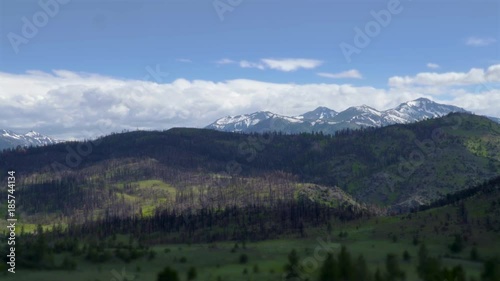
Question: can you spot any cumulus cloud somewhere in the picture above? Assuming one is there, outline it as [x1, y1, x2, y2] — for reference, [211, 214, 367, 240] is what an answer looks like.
[0, 68, 499, 140]
[317, 69, 362, 79]
[388, 65, 500, 87]
[465, 37, 496, 47]
[426, 63, 440, 69]
[259, 58, 323, 72]
[219, 58, 323, 72]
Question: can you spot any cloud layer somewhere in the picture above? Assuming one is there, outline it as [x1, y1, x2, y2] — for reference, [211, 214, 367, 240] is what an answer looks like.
[0, 66, 499, 140]
[317, 70, 363, 79]
[389, 65, 500, 87]
[465, 37, 497, 47]
[219, 58, 323, 72]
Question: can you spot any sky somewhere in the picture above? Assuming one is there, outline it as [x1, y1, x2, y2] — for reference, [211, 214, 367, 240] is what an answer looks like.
[0, 0, 499, 139]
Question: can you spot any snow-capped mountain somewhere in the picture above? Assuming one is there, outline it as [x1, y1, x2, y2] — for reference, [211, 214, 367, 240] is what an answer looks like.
[296, 106, 338, 122]
[0, 129, 59, 150]
[331, 105, 385, 127]
[206, 98, 497, 133]
[206, 111, 303, 132]
[382, 98, 470, 124]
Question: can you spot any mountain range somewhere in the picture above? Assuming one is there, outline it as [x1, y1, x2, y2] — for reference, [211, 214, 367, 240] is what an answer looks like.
[2, 113, 499, 216]
[0, 129, 58, 150]
[206, 97, 499, 134]
[1, 98, 499, 151]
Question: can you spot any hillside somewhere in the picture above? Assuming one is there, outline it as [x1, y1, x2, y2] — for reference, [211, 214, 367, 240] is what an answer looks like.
[1, 113, 499, 225]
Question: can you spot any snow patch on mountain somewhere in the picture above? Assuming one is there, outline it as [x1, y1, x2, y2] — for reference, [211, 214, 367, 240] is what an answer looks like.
[0, 129, 59, 150]
[206, 98, 488, 133]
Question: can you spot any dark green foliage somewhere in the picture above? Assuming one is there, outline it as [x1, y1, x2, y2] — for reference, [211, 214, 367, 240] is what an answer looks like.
[417, 243, 474, 281]
[284, 249, 300, 280]
[385, 253, 405, 281]
[318, 253, 338, 281]
[59, 256, 77, 271]
[354, 255, 372, 281]
[187, 266, 197, 280]
[470, 247, 480, 261]
[374, 268, 383, 281]
[338, 231, 349, 238]
[338, 246, 354, 281]
[417, 244, 442, 281]
[239, 254, 248, 264]
[449, 234, 464, 253]
[148, 250, 157, 260]
[319, 248, 371, 281]
[442, 265, 466, 281]
[157, 266, 179, 281]
[403, 250, 411, 262]
[481, 258, 500, 281]
[412, 235, 420, 246]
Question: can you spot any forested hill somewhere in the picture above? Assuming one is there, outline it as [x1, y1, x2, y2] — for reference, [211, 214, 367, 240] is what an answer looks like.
[1, 113, 499, 210]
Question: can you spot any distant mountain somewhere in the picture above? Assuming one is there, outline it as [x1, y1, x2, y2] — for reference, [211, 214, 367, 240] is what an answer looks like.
[297, 106, 338, 122]
[488, 116, 500, 124]
[0, 129, 59, 150]
[206, 98, 500, 133]
[3, 113, 500, 213]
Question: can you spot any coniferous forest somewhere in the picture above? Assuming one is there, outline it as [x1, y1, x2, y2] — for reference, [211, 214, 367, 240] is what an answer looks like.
[0, 113, 499, 280]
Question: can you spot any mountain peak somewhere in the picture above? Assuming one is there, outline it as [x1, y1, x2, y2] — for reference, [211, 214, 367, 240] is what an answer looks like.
[299, 106, 338, 121]
[414, 97, 432, 102]
[25, 130, 42, 137]
[313, 106, 334, 111]
[403, 97, 435, 107]
[0, 129, 58, 150]
[206, 98, 498, 134]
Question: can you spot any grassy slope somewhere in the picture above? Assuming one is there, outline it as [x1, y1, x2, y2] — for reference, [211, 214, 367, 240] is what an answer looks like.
[6, 187, 499, 281]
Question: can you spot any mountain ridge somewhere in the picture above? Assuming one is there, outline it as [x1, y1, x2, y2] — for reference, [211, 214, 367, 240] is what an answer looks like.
[206, 97, 499, 133]
[0, 129, 59, 150]
[2, 113, 499, 212]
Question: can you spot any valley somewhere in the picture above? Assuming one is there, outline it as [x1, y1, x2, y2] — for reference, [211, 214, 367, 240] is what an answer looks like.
[0, 113, 499, 280]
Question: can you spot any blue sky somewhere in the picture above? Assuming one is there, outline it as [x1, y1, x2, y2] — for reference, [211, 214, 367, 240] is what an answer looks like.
[0, 0, 499, 138]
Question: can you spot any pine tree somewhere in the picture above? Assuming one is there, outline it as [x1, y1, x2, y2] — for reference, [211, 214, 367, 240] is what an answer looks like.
[354, 255, 371, 281]
[338, 246, 353, 281]
[318, 253, 338, 281]
[385, 253, 405, 281]
[285, 249, 301, 280]
[157, 266, 179, 281]
[187, 266, 197, 280]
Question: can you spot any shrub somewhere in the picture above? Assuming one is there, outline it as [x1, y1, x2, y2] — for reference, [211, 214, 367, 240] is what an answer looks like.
[239, 254, 249, 264]
[157, 266, 179, 281]
[187, 266, 197, 280]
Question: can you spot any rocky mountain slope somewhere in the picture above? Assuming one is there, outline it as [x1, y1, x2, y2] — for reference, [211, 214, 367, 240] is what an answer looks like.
[207, 98, 499, 134]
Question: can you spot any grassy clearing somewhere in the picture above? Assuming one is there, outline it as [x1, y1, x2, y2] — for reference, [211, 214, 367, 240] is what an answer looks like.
[5, 218, 495, 281]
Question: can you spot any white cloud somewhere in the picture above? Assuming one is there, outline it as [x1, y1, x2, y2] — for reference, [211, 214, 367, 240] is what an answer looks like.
[239, 60, 266, 70]
[215, 58, 236, 65]
[426, 63, 440, 69]
[176, 58, 192, 63]
[0, 68, 499, 140]
[219, 58, 323, 72]
[317, 69, 362, 79]
[465, 37, 496, 47]
[388, 65, 500, 87]
[259, 58, 323, 72]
